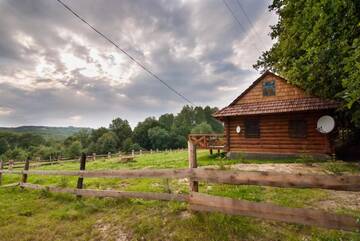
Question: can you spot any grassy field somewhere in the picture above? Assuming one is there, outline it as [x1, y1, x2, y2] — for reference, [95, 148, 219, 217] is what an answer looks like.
[0, 150, 360, 241]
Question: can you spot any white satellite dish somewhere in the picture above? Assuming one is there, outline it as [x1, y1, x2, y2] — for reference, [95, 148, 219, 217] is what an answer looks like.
[317, 115, 335, 134]
[236, 126, 241, 134]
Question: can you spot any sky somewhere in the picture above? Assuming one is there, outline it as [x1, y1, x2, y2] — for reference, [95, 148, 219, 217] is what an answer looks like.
[0, 0, 277, 128]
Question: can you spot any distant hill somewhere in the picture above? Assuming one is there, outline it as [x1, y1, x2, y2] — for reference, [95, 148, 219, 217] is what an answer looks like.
[0, 126, 91, 140]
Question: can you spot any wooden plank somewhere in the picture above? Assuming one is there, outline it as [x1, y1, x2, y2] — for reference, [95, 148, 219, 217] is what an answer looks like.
[20, 183, 188, 202]
[225, 117, 230, 152]
[0, 183, 19, 188]
[188, 141, 198, 192]
[21, 158, 30, 186]
[192, 169, 360, 191]
[0, 168, 191, 179]
[189, 192, 360, 231]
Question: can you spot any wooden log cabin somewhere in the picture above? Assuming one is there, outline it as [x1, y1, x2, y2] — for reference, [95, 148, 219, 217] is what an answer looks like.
[213, 71, 339, 160]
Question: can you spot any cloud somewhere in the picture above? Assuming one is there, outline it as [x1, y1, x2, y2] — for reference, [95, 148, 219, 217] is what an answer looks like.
[0, 0, 277, 128]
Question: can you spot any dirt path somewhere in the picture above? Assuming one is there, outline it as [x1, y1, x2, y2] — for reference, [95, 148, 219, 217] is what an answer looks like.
[230, 163, 327, 174]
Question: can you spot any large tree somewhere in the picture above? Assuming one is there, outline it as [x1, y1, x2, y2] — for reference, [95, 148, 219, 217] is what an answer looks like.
[148, 127, 171, 150]
[254, 0, 360, 126]
[109, 118, 132, 149]
[133, 117, 159, 150]
[96, 132, 119, 154]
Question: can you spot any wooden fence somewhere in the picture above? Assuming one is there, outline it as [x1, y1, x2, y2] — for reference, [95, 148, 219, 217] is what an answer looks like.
[0, 142, 359, 232]
[1, 148, 185, 169]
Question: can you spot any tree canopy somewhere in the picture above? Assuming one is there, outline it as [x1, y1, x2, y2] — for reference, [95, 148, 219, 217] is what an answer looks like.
[0, 105, 223, 160]
[254, 0, 360, 126]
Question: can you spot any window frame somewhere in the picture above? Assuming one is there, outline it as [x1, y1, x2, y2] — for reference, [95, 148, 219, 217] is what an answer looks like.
[245, 119, 260, 138]
[288, 119, 307, 138]
[262, 80, 276, 97]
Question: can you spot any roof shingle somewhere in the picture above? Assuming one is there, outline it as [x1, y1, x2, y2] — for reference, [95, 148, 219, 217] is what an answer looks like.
[213, 97, 338, 117]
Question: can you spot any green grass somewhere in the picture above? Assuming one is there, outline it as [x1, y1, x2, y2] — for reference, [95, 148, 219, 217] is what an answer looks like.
[320, 162, 360, 174]
[1, 150, 360, 240]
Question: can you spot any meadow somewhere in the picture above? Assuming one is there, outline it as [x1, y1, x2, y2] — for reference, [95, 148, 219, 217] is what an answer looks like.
[0, 150, 360, 241]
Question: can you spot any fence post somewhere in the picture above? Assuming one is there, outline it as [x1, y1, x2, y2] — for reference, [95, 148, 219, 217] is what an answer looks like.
[9, 160, 14, 171]
[21, 157, 30, 188]
[76, 153, 87, 198]
[107, 152, 111, 159]
[93, 153, 96, 161]
[132, 150, 134, 157]
[188, 141, 198, 192]
[150, 149, 153, 154]
[140, 149, 142, 155]
[0, 160, 3, 186]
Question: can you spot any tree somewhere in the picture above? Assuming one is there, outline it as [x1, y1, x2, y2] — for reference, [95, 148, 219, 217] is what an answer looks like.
[0, 139, 9, 155]
[191, 122, 214, 134]
[172, 105, 196, 136]
[169, 133, 187, 149]
[254, 0, 360, 126]
[17, 133, 45, 149]
[109, 118, 132, 149]
[96, 132, 119, 154]
[33, 145, 57, 160]
[73, 129, 91, 147]
[159, 113, 174, 131]
[122, 137, 141, 153]
[4, 147, 28, 161]
[133, 117, 159, 149]
[67, 141, 82, 158]
[204, 106, 224, 133]
[90, 127, 109, 143]
[148, 127, 171, 150]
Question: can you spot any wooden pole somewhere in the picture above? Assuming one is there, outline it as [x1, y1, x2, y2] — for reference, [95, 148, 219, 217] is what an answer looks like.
[132, 150, 135, 157]
[107, 152, 111, 159]
[188, 141, 198, 192]
[21, 157, 30, 188]
[0, 160, 3, 186]
[9, 160, 14, 171]
[76, 153, 87, 198]
[92, 153, 96, 161]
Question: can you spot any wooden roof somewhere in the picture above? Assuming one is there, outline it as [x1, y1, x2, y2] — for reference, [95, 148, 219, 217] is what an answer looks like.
[214, 71, 338, 118]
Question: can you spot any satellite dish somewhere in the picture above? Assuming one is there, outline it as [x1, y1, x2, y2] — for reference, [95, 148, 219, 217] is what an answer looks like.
[236, 126, 241, 134]
[317, 115, 335, 134]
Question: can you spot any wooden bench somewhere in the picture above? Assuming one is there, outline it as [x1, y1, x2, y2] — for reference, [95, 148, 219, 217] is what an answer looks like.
[119, 156, 135, 163]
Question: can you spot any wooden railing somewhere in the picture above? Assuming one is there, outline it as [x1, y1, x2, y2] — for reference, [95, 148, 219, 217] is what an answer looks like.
[188, 134, 225, 150]
[0, 143, 360, 232]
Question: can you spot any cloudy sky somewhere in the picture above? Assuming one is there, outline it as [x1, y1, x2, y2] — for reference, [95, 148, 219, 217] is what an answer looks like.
[0, 0, 277, 128]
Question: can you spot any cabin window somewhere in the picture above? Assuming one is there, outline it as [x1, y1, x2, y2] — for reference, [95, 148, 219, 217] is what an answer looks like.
[245, 119, 260, 138]
[263, 80, 276, 96]
[288, 119, 307, 138]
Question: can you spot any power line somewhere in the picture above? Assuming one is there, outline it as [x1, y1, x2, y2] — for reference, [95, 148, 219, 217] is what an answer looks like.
[221, 0, 262, 55]
[55, 0, 195, 106]
[235, 0, 266, 46]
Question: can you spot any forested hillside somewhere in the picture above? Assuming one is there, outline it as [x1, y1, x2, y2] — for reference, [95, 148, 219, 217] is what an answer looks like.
[0, 126, 90, 140]
[0, 105, 223, 161]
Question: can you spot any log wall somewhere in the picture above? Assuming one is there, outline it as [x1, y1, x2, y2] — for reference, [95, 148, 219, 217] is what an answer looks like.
[225, 112, 331, 154]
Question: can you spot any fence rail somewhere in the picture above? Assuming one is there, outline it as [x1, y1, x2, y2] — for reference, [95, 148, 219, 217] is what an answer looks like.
[0, 142, 360, 232]
[1, 148, 185, 169]
[2, 168, 360, 191]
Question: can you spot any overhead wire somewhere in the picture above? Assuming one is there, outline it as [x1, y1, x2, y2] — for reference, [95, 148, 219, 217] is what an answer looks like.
[55, 0, 195, 106]
[221, 0, 263, 55]
[235, 0, 267, 46]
